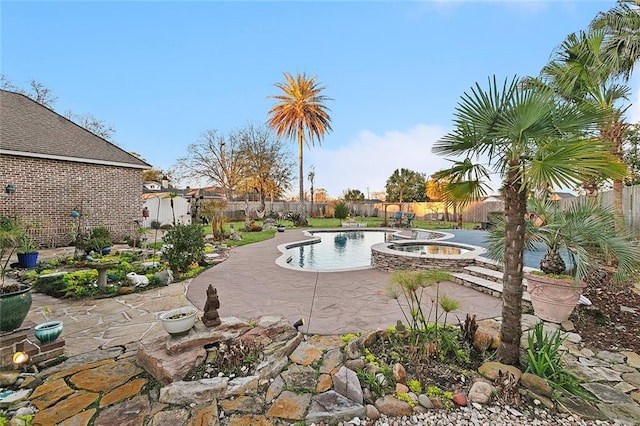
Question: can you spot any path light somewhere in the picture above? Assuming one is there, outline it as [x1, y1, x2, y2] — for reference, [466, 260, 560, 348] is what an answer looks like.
[293, 318, 305, 332]
[12, 351, 29, 371]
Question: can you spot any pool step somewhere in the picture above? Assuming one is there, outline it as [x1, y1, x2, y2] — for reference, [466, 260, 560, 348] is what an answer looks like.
[451, 266, 532, 305]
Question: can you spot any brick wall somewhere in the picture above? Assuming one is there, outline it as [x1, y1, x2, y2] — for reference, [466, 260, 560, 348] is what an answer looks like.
[0, 154, 143, 248]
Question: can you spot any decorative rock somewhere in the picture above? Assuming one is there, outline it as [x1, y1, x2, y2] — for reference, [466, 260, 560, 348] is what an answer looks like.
[614, 382, 637, 393]
[191, 403, 219, 426]
[227, 375, 259, 396]
[621, 351, 640, 369]
[266, 376, 284, 403]
[596, 350, 627, 364]
[622, 372, 640, 387]
[29, 378, 74, 410]
[227, 415, 271, 426]
[281, 364, 317, 390]
[159, 378, 228, 405]
[374, 395, 412, 417]
[94, 394, 151, 426]
[0, 389, 31, 408]
[289, 341, 322, 365]
[306, 390, 365, 424]
[468, 381, 494, 404]
[473, 329, 493, 352]
[520, 372, 553, 397]
[57, 408, 96, 426]
[320, 349, 342, 374]
[451, 393, 467, 406]
[149, 408, 189, 425]
[560, 320, 575, 332]
[316, 374, 332, 393]
[581, 382, 636, 404]
[137, 335, 207, 385]
[344, 358, 365, 372]
[345, 338, 364, 360]
[220, 395, 263, 414]
[266, 390, 311, 420]
[154, 269, 174, 286]
[0, 371, 19, 387]
[359, 330, 379, 348]
[597, 401, 640, 426]
[477, 361, 522, 382]
[591, 366, 623, 382]
[365, 404, 380, 420]
[418, 394, 434, 409]
[392, 363, 406, 384]
[395, 383, 409, 394]
[333, 366, 363, 404]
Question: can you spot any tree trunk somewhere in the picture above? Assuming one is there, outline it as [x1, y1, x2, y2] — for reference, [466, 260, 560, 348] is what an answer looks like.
[602, 121, 627, 233]
[497, 164, 527, 366]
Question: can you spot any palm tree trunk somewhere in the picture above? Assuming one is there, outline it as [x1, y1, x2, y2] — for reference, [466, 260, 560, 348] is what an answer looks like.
[298, 132, 304, 204]
[497, 164, 527, 366]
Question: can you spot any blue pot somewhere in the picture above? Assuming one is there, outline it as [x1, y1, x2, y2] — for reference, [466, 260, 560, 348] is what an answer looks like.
[17, 252, 38, 268]
[34, 321, 63, 344]
[101, 247, 111, 255]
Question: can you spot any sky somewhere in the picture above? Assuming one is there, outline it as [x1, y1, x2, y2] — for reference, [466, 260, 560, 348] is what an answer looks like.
[2, 0, 634, 199]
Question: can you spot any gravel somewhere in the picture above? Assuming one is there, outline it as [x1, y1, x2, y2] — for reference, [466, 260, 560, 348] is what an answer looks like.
[332, 404, 626, 426]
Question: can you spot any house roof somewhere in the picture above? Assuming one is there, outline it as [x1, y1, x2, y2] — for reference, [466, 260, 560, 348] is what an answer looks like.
[0, 89, 150, 169]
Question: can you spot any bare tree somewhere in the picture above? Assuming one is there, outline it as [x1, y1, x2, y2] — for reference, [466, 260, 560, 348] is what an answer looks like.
[173, 130, 245, 199]
[239, 125, 294, 212]
[64, 111, 116, 141]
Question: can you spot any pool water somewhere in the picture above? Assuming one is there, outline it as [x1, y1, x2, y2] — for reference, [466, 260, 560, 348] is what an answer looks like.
[287, 231, 391, 271]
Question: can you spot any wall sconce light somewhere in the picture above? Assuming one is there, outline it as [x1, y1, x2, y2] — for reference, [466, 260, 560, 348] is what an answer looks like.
[293, 318, 305, 332]
[4, 184, 16, 194]
[12, 351, 30, 371]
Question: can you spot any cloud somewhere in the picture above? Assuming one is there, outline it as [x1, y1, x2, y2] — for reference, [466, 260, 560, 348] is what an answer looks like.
[306, 124, 452, 198]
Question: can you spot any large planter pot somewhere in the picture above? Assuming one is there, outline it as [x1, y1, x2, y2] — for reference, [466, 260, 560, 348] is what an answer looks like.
[159, 306, 197, 336]
[525, 272, 587, 323]
[34, 320, 64, 344]
[17, 252, 39, 269]
[0, 286, 32, 333]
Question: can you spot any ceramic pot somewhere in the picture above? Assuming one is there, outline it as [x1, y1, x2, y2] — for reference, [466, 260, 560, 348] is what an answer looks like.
[525, 272, 587, 323]
[160, 306, 197, 336]
[34, 321, 64, 344]
[0, 286, 32, 332]
[17, 252, 39, 268]
[101, 247, 111, 255]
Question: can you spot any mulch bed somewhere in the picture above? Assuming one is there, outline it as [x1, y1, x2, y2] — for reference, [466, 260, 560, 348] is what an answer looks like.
[570, 283, 640, 354]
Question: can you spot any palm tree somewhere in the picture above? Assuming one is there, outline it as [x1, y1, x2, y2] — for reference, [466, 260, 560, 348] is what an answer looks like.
[536, 30, 631, 230]
[267, 72, 332, 221]
[433, 76, 625, 365]
[591, 0, 640, 80]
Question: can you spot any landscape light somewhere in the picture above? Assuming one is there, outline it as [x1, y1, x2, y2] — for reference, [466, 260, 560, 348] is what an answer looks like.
[293, 318, 305, 332]
[12, 351, 29, 370]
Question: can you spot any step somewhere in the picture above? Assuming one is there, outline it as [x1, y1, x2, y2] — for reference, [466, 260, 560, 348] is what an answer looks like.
[451, 272, 531, 303]
[464, 265, 504, 281]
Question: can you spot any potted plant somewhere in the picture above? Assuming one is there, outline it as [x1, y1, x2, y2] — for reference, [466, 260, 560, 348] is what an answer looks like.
[159, 306, 197, 336]
[487, 198, 640, 323]
[0, 216, 32, 333]
[17, 234, 39, 268]
[81, 226, 112, 255]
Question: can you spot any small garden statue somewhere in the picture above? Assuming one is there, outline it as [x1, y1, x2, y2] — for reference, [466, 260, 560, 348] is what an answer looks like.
[202, 284, 221, 327]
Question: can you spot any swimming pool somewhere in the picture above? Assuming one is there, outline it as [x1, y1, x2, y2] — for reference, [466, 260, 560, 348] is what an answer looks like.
[279, 230, 397, 271]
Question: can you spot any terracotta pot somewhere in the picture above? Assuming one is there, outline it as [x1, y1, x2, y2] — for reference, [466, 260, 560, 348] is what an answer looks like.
[525, 272, 587, 323]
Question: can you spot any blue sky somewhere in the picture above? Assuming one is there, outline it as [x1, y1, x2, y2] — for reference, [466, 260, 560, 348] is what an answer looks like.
[2, 1, 630, 198]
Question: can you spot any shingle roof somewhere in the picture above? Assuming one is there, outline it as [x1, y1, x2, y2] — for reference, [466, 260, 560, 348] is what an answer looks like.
[0, 89, 150, 169]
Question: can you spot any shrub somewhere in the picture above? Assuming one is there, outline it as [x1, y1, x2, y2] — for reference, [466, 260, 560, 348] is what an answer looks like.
[150, 220, 161, 230]
[77, 227, 112, 254]
[162, 224, 205, 273]
[334, 201, 349, 219]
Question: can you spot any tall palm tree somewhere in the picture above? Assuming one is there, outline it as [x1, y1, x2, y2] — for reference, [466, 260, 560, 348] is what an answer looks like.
[433, 76, 625, 365]
[591, 0, 640, 80]
[267, 72, 332, 219]
[537, 30, 630, 230]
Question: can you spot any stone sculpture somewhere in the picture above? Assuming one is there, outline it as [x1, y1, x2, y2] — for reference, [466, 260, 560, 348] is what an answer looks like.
[202, 284, 221, 327]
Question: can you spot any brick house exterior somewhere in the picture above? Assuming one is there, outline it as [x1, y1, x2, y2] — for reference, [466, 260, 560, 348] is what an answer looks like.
[0, 89, 150, 247]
